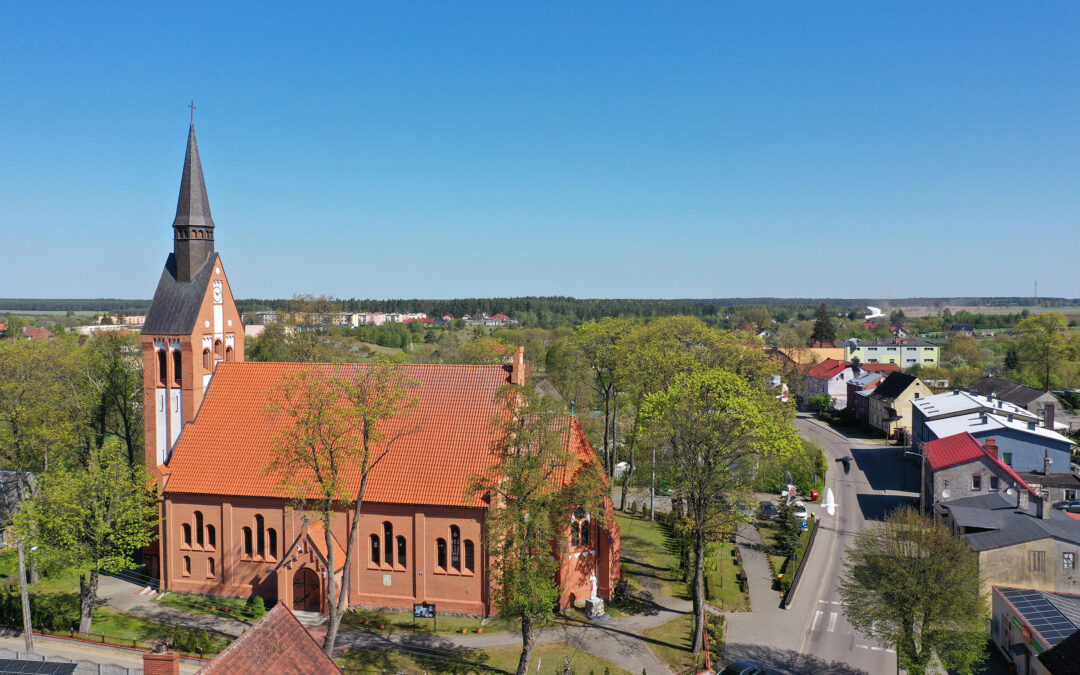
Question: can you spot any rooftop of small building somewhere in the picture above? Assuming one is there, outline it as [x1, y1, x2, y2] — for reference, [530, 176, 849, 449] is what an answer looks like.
[925, 409, 1073, 446]
[940, 492, 1080, 550]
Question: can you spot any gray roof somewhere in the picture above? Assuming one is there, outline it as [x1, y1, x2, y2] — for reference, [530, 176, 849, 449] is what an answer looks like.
[947, 505, 1004, 530]
[1019, 471, 1080, 488]
[142, 253, 218, 335]
[972, 376, 1053, 407]
[941, 492, 1080, 551]
[869, 372, 917, 401]
[998, 587, 1080, 650]
[172, 123, 215, 231]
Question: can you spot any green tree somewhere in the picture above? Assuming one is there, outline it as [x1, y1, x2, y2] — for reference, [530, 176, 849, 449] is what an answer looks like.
[837, 506, 988, 675]
[1015, 312, 1075, 390]
[775, 500, 801, 560]
[1004, 345, 1020, 372]
[265, 362, 418, 655]
[570, 319, 633, 475]
[810, 304, 836, 346]
[82, 331, 143, 465]
[642, 368, 800, 655]
[468, 384, 607, 675]
[15, 439, 158, 633]
[942, 336, 982, 368]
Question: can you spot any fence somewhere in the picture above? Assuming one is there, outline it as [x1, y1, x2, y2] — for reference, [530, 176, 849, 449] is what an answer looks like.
[0, 645, 140, 675]
[782, 516, 821, 608]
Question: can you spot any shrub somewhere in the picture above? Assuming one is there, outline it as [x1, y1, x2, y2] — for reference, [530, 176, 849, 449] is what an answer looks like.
[627, 501, 637, 515]
[705, 613, 725, 664]
[246, 594, 266, 619]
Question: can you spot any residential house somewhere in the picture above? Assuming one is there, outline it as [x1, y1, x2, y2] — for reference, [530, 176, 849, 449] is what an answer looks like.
[843, 337, 941, 367]
[991, 586, 1080, 675]
[1019, 472, 1080, 510]
[803, 358, 899, 410]
[868, 372, 933, 442]
[22, 327, 53, 341]
[769, 346, 846, 368]
[890, 325, 911, 338]
[846, 371, 886, 425]
[951, 324, 976, 336]
[972, 377, 1080, 434]
[922, 434, 1036, 513]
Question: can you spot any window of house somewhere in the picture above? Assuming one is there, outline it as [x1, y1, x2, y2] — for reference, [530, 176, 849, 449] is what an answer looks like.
[570, 521, 580, 547]
[157, 350, 167, 386]
[242, 527, 253, 557]
[436, 538, 447, 569]
[202, 349, 211, 371]
[384, 522, 393, 566]
[450, 526, 461, 571]
[207, 558, 215, 578]
[990, 476, 999, 491]
[1066, 489, 1078, 501]
[1030, 550, 1047, 573]
[1002, 453, 1013, 466]
[172, 350, 182, 386]
[1064, 552, 1076, 571]
[370, 534, 380, 564]
[397, 536, 407, 567]
[972, 475, 982, 490]
[182, 523, 192, 548]
[581, 519, 590, 547]
[255, 515, 265, 558]
[267, 529, 277, 559]
[195, 511, 204, 547]
[183, 556, 191, 576]
[206, 524, 216, 549]
[464, 540, 474, 572]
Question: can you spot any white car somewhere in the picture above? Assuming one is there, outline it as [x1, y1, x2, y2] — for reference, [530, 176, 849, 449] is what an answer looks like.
[791, 500, 810, 520]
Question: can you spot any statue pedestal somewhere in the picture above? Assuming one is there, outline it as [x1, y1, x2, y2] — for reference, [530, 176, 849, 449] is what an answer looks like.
[584, 597, 604, 618]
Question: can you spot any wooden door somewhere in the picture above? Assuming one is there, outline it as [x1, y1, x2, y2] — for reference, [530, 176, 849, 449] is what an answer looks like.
[292, 568, 320, 612]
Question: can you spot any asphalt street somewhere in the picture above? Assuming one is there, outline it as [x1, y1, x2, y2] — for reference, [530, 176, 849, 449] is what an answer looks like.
[726, 413, 920, 674]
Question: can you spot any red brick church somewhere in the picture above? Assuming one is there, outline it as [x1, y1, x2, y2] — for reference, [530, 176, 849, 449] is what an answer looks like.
[140, 124, 620, 615]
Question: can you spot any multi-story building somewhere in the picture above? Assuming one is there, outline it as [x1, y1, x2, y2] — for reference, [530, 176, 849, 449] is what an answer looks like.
[843, 337, 941, 367]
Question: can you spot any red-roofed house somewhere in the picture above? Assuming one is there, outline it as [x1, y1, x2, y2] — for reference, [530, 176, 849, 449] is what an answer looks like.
[803, 358, 899, 410]
[921, 433, 1040, 512]
[22, 327, 54, 341]
[139, 125, 619, 618]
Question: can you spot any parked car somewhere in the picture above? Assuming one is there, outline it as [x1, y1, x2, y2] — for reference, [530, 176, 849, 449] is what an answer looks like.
[759, 501, 778, 520]
[791, 500, 810, 520]
[722, 661, 776, 675]
[1053, 499, 1080, 513]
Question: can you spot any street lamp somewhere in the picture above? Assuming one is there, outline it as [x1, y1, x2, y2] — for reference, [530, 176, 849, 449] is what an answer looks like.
[17, 541, 33, 653]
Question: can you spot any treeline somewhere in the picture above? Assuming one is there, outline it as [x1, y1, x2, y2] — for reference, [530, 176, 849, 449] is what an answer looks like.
[0, 299, 150, 313]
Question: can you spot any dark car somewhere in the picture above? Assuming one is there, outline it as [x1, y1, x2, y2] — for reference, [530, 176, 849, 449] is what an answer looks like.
[759, 501, 778, 520]
[722, 661, 775, 675]
[1053, 499, 1080, 513]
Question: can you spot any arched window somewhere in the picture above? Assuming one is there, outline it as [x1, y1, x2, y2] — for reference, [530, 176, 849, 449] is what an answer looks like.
[157, 350, 167, 385]
[581, 519, 590, 547]
[370, 534, 380, 563]
[225, 346, 233, 362]
[242, 527, 253, 557]
[182, 556, 191, 576]
[206, 525, 216, 549]
[464, 540, 475, 572]
[436, 538, 447, 569]
[396, 536, 407, 567]
[172, 350, 182, 386]
[214, 339, 222, 358]
[181, 523, 192, 547]
[571, 521, 580, 547]
[202, 349, 211, 371]
[207, 558, 215, 578]
[450, 526, 461, 571]
[383, 522, 393, 565]
[255, 515, 265, 557]
[268, 529, 277, 559]
[194, 512, 204, 547]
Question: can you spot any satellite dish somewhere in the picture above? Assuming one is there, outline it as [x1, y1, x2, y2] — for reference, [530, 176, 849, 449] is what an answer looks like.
[941, 489, 951, 499]
[1005, 488, 1016, 496]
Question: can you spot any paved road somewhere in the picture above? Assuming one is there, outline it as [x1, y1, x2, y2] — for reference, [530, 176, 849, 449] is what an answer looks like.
[725, 413, 920, 674]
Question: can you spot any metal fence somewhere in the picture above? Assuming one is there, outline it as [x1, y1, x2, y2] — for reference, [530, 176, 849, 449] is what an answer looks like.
[0, 646, 141, 675]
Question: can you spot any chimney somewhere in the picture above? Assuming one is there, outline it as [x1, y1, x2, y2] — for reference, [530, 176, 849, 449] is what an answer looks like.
[1039, 496, 1050, 520]
[987, 392, 994, 403]
[953, 388, 960, 396]
[1045, 403, 1055, 430]
[1008, 413, 1014, 423]
[509, 346, 527, 386]
[143, 647, 181, 675]
[980, 412, 988, 424]
[1044, 449, 1053, 476]
[1028, 421, 1037, 430]
[983, 438, 998, 459]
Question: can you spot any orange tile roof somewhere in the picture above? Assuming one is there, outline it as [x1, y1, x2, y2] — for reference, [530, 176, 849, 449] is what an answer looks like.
[165, 362, 517, 507]
[198, 601, 340, 674]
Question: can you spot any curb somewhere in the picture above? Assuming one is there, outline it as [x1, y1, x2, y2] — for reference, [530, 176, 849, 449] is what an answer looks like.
[781, 518, 820, 608]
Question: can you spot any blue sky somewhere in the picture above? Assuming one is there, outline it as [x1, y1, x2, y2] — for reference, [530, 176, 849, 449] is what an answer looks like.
[3, 3, 1079, 300]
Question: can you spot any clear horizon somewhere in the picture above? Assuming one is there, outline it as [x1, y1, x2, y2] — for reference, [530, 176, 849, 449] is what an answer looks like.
[3, 3, 1079, 300]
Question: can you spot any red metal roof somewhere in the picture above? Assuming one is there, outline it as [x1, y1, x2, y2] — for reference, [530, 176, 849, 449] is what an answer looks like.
[925, 432, 1039, 499]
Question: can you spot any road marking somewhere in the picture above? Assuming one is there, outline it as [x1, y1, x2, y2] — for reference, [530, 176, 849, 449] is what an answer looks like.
[811, 611, 823, 631]
[831, 600, 841, 605]
[871, 646, 882, 651]
[855, 645, 868, 650]
[827, 612, 838, 632]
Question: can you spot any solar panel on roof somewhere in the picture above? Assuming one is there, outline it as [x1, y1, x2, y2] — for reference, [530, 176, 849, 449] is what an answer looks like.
[1001, 588, 1080, 647]
[0, 660, 78, 675]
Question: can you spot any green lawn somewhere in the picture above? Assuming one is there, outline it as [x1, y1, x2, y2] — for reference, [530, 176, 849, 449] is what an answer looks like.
[704, 543, 750, 611]
[156, 591, 259, 621]
[338, 642, 630, 675]
[639, 613, 705, 673]
[340, 606, 518, 635]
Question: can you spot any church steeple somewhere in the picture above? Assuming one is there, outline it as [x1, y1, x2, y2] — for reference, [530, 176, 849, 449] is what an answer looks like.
[172, 123, 215, 282]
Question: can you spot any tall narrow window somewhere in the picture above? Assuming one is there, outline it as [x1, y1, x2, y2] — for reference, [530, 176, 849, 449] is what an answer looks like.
[157, 350, 167, 386]
[384, 522, 393, 565]
[194, 512, 204, 547]
[206, 525, 216, 549]
[581, 519, 590, 547]
[436, 538, 447, 569]
[242, 527, 253, 557]
[182, 523, 192, 547]
[268, 529, 277, 559]
[397, 536, 407, 567]
[202, 349, 211, 371]
[214, 339, 222, 358]
[571, 522, 580, 547]
[255, 515, 265, 557]
[464, 540, 474, 572]
[225, 346, 234, 362]
[172, 350, 182, 386]
[207, 558, 215, 578]
[370, 534, 380, 563]
[450, 526, 461, 571]
[182, 556, 191, 576]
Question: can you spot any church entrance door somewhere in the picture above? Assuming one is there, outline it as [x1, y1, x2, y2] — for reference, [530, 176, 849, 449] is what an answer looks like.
[292, 568, 320, 612]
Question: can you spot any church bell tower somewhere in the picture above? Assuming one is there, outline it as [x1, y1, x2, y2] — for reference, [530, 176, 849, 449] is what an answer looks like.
[141, 122, 244, 478]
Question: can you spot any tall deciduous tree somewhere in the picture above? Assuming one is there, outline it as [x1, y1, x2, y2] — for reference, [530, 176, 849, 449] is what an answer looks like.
[570, 318, 633, 475]
[642, 368, 800, 655]
[1015, 312, 1076, 390]
[15, 439, 158, 633]
[82, 331, 144, 465]
[811, 303, 836, 346]
[837, 506, 988, 675]
[265, 362, 417, 655]
[468, 384, 607, 675]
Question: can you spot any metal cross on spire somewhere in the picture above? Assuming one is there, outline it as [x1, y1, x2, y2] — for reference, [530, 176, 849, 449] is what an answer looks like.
[188, 101, 196, 124]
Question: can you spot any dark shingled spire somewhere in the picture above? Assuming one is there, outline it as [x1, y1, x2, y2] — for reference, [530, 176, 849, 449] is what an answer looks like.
[172, 123, 215, 282]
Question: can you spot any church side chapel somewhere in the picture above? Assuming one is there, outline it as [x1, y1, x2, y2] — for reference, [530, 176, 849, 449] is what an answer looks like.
[140, 123, 621, 615]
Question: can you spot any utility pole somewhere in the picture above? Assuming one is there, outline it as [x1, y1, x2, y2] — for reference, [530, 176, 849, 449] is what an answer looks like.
[17, 541, 33, 653]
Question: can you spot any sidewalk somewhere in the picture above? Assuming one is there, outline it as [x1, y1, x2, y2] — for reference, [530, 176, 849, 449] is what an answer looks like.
[99, 574, 250, 638]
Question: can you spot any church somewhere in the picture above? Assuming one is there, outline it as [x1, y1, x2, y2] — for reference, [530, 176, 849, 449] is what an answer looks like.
[140, 123, 621, 615]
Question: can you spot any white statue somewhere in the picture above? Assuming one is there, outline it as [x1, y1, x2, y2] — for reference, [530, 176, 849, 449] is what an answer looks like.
[590, 573, 598, 600]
